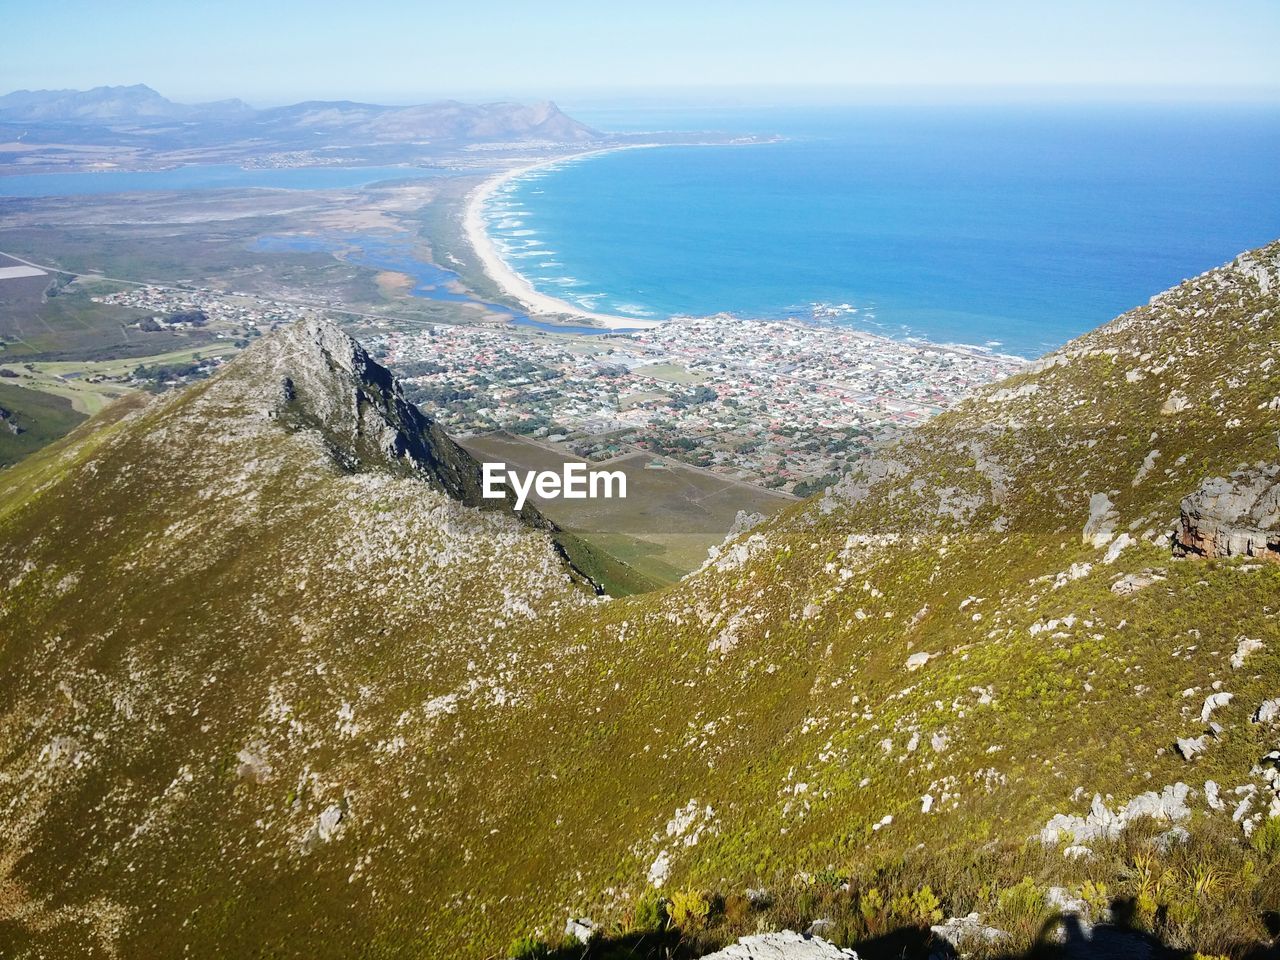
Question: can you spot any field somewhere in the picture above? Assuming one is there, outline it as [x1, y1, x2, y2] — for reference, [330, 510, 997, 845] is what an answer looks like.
[0, 382, 87, 467]
[631, 361, 708, 384]
[460, 430, 794, 584]
[0, 342, 240, 415]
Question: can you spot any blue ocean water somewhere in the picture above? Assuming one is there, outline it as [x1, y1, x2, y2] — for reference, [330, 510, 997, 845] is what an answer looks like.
[0, 163, 439, 197]
[489, 104, 1280, 357]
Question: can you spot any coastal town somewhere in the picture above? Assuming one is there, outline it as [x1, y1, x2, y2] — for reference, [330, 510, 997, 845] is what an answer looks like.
[378, 314, 1022, 491]
[93, 283, 1021, 492]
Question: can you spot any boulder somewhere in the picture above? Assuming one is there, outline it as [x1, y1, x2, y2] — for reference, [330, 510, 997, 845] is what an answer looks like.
[1111, 571, 1160, 596]
[698, 931, 859, 959]
[1175, 736, 1210, 761]
[1201, 692, 1233, 723]
[1083, 493, 1118, 548]
[1232, 638, 1264, 670]
[905, 651, 935, 671]
[1253, 699, 1280, 724]
[564, 917, 595, 944]
[1173, 464, 1280, 560]
[930, 913, 1009, 951]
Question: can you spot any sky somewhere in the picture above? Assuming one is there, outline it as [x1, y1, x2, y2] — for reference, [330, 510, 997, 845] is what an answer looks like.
[2, 0, 1278, 106]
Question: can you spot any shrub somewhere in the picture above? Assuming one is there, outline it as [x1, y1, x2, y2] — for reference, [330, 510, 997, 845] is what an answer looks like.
[507, 934, 550, 960]
[668, 889, 711, 930]
[723, 893, 752, 926]
[891, 885, 943, 926]
[994, 876, 1050, 939]
[813, 868, 847, 889]
[858, 886, 887, 935]
[1250, 816, 1280, 858]
[1080, 879, 1110, 917]
[627, 889, 667, 933]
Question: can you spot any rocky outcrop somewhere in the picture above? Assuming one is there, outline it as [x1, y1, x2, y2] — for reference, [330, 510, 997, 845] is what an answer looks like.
[931, 913, 1009, 951]
[698, 931, 859, 959]
[264, 320, 529, 514]
[1041, 784, 1192, 845]
[256, 319, 599, 591]
[1083, 493, 1118, 548]
[1173, 464, 1280, 560]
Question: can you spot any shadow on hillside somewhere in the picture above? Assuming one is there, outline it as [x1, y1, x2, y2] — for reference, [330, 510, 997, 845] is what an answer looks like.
[541, 899, 1280, 960]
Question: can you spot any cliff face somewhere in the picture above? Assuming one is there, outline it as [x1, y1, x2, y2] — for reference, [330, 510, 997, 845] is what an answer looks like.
[265, 318, 556, 530]
[1, 244, 1279, 959]
[1174, 464, 1280, 560]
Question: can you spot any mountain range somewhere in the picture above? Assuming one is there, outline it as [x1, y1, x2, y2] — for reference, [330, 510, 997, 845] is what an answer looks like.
[0, 244, 1278, 958]
[0, 84, 599, 144]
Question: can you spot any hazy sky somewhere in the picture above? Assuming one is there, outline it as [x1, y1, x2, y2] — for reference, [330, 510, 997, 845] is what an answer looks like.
[3, 0, 1278, 106]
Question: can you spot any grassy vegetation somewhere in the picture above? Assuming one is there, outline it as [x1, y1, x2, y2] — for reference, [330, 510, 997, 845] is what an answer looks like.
[509, 819, 1280, 958]
[556, 529, 665, 597]
[461, 432, 793, 584]
[0, 342, 239, 415]
[631, 362, 709, 385]
[0, 383, 87, 467]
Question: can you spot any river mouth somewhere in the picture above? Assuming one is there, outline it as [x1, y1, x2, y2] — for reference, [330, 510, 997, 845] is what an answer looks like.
[250, 232, 643, 335]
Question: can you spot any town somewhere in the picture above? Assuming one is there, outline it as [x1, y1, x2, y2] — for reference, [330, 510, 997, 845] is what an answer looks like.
[93, 284, 1023, 493]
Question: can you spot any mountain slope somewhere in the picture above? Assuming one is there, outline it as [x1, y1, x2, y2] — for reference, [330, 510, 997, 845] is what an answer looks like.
[257, 98, 598, 142]
[0, 319, 593, 954]
[0, 85, 599, 143]
[0, 84, 253, 122]
[1, 245, 1279, 959]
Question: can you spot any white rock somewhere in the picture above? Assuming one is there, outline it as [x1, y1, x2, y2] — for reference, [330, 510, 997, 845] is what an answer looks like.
[647, 850, 671, 888]
[930, 913, 1009, 949]
[1231, 638, 1264, 669]
[905, 651, 934, 672]
[1176, 736, 1210, 761]
[1253, 699, 1280, 724]
[1111, 572, 1159, 595]
[1201, 692, 1234, 723]
[1205, 780, 1225, 811]
[698, 931, 860, 959]
[1103, 533, 1135, 564]
[1046, 887, 1087, 915]
[1083, 493, 1118, 548]
[302, 803, 345, 852]
[564, 918, 595, 944]
[1041, 783, 1191, 844]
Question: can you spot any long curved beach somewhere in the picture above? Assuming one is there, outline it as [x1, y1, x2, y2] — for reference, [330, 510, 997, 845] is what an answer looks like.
[463, 147, 661, 330]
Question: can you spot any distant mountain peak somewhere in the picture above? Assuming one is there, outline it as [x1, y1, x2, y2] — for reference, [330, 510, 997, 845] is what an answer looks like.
[245, 318, 557, 525]
[0, 85, 597, 141]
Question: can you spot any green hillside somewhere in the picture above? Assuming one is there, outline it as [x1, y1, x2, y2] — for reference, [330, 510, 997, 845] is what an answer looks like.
[0, 382, 88, 467]
[1, 244, 1279, 959]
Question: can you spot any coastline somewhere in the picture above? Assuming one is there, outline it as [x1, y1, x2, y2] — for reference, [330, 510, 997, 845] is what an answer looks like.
[463, 146, 663, 330]
[461, 143, 1028, 361]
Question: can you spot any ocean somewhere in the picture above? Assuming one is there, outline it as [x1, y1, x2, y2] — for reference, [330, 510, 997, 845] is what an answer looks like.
[488, 104, 1280, 357]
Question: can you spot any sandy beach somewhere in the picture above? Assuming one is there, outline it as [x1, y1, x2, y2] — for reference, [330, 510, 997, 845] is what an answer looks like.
[463, 147, 662, 330]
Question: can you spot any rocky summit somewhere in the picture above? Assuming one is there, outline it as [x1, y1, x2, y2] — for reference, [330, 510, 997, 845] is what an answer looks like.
[2, 244, 1280, 959]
